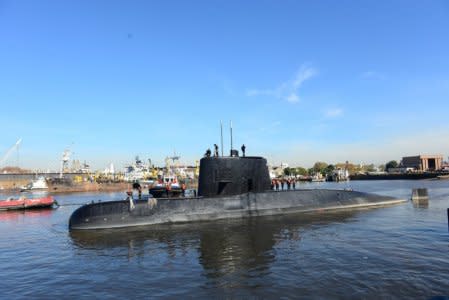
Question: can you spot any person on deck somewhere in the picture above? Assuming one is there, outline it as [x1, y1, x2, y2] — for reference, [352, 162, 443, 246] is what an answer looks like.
[181, 182, 186, 196]
[214, 144, 219, 157]
[166, 182, 171, 197]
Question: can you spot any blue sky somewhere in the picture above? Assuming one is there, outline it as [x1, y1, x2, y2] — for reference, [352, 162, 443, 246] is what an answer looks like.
[1, 0, 448, 170]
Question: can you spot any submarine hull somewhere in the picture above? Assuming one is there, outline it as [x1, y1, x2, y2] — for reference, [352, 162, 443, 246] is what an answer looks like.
[69, 189, 406, 230]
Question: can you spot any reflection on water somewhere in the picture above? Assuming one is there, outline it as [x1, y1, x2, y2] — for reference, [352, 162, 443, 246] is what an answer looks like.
[1, 181, 449, 298]
[0, 208, 53, 221]
[70, 211, 359, 279]
[413, 198, 429, 208]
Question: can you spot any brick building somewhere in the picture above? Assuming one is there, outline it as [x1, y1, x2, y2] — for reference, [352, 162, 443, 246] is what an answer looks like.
[401, 155, 443, 171]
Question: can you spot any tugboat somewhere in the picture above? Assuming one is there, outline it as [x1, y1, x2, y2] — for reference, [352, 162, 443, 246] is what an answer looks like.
[69, 148, 406, 230]
[149, 175, 183, 198]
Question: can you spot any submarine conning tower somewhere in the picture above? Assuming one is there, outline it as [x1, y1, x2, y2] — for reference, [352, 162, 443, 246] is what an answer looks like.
[197, 153, 271, 197]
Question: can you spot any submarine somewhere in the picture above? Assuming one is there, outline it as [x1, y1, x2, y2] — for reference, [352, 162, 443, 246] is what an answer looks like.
[69, 149, 406, 230]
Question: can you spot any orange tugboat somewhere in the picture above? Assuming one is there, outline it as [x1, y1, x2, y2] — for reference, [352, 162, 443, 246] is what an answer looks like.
[0, 196, 56, 211]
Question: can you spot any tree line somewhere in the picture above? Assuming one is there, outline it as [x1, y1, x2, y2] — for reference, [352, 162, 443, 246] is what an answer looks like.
[283, 160, 398, 177]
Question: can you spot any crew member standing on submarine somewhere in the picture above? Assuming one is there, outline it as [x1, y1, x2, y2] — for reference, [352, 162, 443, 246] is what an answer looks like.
[214, 144, 219, 157]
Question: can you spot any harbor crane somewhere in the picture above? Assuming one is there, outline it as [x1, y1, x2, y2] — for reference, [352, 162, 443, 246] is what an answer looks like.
[167, 150, 180, 164]
[0, 138, 22, 167]
[165, 151, 181, 174]
[59, 148, 72, 178]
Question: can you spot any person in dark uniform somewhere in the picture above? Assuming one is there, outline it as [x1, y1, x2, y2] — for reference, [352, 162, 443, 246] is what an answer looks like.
[241, 144, 246, 157]
[138, 186, 142, 199]
[132, 182, 142, 199]
[205, 148, 211, 157]
[214, 144, 219, 157]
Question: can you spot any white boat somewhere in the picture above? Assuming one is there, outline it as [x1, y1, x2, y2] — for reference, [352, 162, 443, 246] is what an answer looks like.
[123, 156, 153, 182]
[329, 168, 350, 182]
[311, 176, 325, 182]
[20, 176, 48, 191]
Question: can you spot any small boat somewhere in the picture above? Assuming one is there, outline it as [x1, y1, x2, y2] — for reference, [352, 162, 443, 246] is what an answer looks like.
[0, 196, 56, 211]
[20, 176, 48, 192]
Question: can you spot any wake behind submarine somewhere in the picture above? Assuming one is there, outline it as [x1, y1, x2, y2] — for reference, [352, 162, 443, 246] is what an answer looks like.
[69, 148, 406, 230]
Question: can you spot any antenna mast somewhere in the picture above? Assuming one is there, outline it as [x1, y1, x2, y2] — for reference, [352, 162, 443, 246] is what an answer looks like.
[230, 120, 233, 153]
[220, 121, 224, 157]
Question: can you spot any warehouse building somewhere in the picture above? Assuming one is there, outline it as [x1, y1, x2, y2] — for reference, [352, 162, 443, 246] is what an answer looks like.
[401, 155, 443, 171]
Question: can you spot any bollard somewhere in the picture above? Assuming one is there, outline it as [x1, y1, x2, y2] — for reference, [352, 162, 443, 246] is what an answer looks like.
[411, 188, 428, 201]
[411, 188, 429, 208]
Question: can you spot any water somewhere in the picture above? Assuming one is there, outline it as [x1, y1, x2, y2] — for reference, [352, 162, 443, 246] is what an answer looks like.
[0, 180, 448, 299]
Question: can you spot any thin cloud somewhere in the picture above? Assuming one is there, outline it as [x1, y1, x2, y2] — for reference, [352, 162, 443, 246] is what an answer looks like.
[361, 71, 386, 80]
[246, 65, 318, 103]
[287, 93, 299, 103]
[325, 108, 343, 118]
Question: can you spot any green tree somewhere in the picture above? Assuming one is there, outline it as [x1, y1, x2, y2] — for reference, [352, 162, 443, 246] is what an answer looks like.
[385, 160, 398, 170]
[283, 167, 291, 176]
[325, 164, 335, 174]
[313, 162, 328, 175]
[366, 164, 376, 172]
[296, 167, 308, 176]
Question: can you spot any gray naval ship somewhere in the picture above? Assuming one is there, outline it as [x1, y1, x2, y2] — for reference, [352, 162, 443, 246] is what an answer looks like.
[69, 150, 406, 230]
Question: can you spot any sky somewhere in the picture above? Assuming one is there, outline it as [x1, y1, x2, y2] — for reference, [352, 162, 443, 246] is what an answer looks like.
[1, 0, 449, 170]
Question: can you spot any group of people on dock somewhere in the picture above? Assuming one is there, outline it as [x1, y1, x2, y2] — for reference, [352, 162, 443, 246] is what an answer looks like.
[271, 178, 296, 191]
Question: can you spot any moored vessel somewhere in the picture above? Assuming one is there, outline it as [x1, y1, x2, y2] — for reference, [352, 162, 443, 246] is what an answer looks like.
[20, 176, 48, 192]
[69, 149, 406, 230]
[0, 195, 56, 211]
[149, 175, 183, 198]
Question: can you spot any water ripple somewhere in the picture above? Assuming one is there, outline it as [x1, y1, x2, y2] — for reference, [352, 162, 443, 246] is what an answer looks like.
[1, 182, 449, 298]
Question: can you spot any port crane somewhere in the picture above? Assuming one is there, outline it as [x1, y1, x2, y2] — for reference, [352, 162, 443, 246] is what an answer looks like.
[0, 138, 22, 167]
[165, 151, 181, 170]
[59, 148, 72, 178]
[167, 150, 180, 164]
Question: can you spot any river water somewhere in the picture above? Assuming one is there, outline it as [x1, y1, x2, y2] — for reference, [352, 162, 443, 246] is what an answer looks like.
[0, 180, 448, 299]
